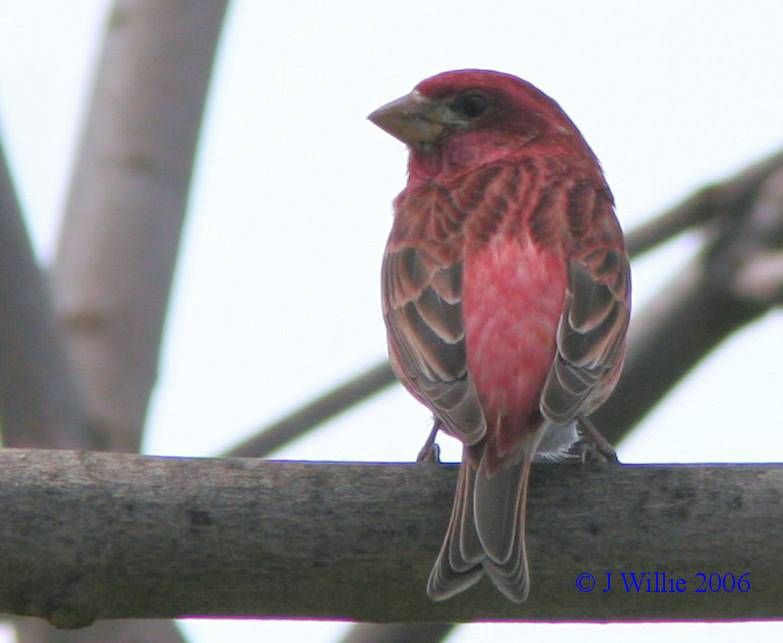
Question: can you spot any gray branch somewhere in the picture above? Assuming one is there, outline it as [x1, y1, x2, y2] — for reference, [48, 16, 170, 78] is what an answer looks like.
[0, 449, 780, 625]
[0, 136, 92, 449]
[340, 624, 455, 643]
[51, 0, 227, 452]
[625, 147, 783, 257]
[226, 362, 396, 457]
[595, 162, 783, 443]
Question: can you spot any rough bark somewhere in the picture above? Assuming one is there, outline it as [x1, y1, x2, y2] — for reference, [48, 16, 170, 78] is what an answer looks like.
[0, 449, 779, 624]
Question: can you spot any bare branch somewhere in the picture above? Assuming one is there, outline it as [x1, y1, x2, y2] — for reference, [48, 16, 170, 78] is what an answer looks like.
[340, 624, 455, 643]
[625, 147, 783, 256]
[0, 449, 780, 624]
[593, 263, 765, 444]
[226, 362, 396, 457]
[595, 162, 783, 443]
[0, 137, 92, 448]
[724, 165, 783, 306]
[12, 619, 186, 643]
[51, 0, 228, 452]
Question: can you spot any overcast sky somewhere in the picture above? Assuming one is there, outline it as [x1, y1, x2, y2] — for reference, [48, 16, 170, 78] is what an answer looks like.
[2, 2, 782, 642]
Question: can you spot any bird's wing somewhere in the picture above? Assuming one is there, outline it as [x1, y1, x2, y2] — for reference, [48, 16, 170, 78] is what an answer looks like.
[540, 186, 631, 424]
[383, 243, 486, 445]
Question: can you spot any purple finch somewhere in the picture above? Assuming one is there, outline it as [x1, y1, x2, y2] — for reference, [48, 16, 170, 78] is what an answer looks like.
[370, 70, 630, 602]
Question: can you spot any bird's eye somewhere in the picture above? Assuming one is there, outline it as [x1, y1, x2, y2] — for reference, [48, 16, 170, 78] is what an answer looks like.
[451, 93, 489, 119]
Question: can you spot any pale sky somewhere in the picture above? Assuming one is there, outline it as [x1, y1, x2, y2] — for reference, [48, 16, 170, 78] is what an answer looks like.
[1, 1, 782, 642]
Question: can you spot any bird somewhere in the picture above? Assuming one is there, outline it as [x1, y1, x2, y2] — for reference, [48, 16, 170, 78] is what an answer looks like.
[369, 69, 631, 603]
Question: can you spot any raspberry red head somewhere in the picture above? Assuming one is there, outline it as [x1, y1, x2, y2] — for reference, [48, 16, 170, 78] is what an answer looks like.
[370, 69, 596, 181]
[415, 68, 579, 135]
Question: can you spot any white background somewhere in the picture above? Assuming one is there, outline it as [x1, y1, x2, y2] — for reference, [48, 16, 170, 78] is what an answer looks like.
[1, 1, 782, 642]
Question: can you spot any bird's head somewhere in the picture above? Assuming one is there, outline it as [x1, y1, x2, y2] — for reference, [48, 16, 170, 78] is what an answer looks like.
[369, 69, 590, 180]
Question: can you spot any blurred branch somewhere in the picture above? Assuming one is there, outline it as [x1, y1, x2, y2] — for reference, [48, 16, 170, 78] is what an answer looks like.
[51, 0, 228, 453]
[1, 449, 781, 623]
[12, 619, 189, 643]
[594, 263, 766, 444]
[340, 624, 455, 643]
[226, 362, 395, 457]
[595, 159, 783, 442]
[625, 147, 783, 256]
[0, 134, 92, 449]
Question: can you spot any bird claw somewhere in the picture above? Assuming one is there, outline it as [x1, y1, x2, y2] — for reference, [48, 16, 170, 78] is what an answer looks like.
[577, 415, 620, 465]
[417, 441, 442, 465]
[416, 420, 442, 465]
[577, 440, 618, 464]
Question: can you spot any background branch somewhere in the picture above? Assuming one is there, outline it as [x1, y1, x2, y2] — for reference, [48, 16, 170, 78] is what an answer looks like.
[0, 136, 91, 449]
[596, 161, 783, 443]
[50, 0, 227, 453]
[1, 449, 780, 625]
[226, 362, 396, 458]
[340, 625, 455, 643]
[624, 148, 783, 256]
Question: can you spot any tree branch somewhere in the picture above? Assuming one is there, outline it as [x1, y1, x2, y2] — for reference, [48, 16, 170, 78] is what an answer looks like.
[0, 136, 92, 449]
[595, 162, 783, 443]
[8, 2, 228, 641]
[340, 624, 455, 643]
[593, 262, 766, 444]
[625, 147, 783, 257]
[226, 362, 396, 457]
[0, 448, 780, 625]
[51, 0, 228, 452]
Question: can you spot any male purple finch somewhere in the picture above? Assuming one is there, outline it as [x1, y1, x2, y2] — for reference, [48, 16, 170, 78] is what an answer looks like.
[370, 69, 630, 602]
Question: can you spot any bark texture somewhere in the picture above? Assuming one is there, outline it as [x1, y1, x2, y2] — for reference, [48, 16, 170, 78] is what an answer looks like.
[0, 449, 779, 625]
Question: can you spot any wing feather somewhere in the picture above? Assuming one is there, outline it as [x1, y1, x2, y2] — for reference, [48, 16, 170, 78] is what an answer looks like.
[540, 189, 631, 424]
[383, 245, 486, 445]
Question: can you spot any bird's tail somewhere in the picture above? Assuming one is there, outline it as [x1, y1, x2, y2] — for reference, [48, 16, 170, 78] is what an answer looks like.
[427, 428, 545, 602]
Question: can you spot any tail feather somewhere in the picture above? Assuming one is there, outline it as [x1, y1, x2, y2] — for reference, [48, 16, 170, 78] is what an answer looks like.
[482, 497, 531, 603]
[474, 451, 528, 564]
[456, 462, 484, 566]
[426, 429, 545, 603]
[427, 455, 484, 600]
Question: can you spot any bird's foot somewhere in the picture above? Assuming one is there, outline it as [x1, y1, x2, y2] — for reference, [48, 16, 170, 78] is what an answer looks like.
[416, 421, 442, 465]
[577, 441, 616, 464]
[577, 415, 620, 464]
[417, 441, 441, 465]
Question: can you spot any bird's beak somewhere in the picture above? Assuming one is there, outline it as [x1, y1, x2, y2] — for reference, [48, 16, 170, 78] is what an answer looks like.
[368, 91, 445, 147]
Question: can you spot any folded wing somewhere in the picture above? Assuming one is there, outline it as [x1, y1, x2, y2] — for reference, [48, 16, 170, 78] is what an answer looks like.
[382, 244, 486, 445]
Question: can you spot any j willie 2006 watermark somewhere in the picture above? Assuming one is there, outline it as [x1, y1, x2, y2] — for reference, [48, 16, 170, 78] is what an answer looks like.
[575, 571, 751, 594]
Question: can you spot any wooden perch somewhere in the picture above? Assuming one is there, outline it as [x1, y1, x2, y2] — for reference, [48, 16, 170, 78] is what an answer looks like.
[0, 448, 780, 627]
